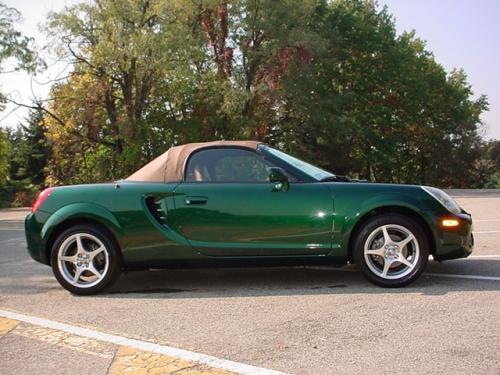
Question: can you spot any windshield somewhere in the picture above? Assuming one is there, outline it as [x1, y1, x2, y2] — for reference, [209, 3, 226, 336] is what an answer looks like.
[263, 146, 335, 181]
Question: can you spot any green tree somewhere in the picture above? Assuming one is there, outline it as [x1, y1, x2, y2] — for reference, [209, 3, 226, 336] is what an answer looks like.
[476, 140, 500, 188]
[0, 128, 10, 185]
[38, 0, 489, 188]
[45, 0, 198, 174]
[43, 72, 117, 184]
[9, 108, 49, 185]
[265, 0, 488, 188]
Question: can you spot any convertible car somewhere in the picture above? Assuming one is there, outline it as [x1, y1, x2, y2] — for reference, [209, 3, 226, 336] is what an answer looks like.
[25, 140, 473, 294]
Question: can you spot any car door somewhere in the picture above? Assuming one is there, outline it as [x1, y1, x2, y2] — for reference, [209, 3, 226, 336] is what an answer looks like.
[167, 147, 334, 257]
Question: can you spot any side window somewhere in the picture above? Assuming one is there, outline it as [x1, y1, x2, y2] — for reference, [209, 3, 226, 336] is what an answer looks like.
[185, 148, 271, 182]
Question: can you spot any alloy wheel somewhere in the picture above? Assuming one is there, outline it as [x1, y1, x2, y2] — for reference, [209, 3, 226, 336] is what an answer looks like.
[57, 233, 109, 288]
[363, 224, 420, 280]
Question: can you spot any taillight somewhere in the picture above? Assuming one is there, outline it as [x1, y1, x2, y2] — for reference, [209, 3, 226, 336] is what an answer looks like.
[31, 188, 54, 213]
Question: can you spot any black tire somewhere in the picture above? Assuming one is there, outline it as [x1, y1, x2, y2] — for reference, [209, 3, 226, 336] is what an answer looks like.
[353, 214, 429, 287]
[51, 224, 122, 295]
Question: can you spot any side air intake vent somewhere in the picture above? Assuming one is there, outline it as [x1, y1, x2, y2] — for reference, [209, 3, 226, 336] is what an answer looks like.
[145, 196, 168, 227]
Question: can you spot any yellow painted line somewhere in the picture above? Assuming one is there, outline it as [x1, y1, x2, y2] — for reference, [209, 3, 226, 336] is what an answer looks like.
[109, 346, 236, 375]
[12, 323, 115, 359]
[0, 317, 236, 373]
[0, 310, 288, 375]
[0, 317, 20, 335]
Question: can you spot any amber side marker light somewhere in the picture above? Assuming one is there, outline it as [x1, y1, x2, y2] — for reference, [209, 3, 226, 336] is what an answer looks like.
[441, 218, 460, 227]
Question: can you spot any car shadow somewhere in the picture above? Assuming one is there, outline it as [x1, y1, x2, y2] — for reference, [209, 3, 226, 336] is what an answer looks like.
[100, 258, 500, 298]
[1, 255, 498, 297]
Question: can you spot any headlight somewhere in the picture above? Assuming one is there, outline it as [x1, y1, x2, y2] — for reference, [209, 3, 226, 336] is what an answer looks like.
[421, 186, 461, 214]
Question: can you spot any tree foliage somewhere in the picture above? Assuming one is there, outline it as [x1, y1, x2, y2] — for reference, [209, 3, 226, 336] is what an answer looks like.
[2, 0, 496, 195]
[9, 107, 49, 185]
[0, 1, 43, 110]
[0, 108, 49, 207]
[476, 140, 500, 188]
[0, 128, 10, 185]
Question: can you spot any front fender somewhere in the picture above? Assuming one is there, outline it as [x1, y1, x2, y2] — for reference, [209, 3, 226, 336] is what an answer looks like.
[333, 193, 436, 255]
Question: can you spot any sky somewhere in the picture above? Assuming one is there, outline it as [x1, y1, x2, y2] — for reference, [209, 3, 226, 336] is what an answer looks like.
[1, 0, 499, 140]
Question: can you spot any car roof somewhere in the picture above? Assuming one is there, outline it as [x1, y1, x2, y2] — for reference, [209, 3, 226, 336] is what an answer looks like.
[125, 140, 262, 182]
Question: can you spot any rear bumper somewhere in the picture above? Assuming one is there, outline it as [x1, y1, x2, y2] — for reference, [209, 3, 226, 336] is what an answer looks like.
[25, 210, 51, 265]
[433, 213, 474, 261]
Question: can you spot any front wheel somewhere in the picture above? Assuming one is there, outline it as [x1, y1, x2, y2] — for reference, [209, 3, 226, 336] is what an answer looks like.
[51, 224, 122, 295]
[353, 214, 429, 287]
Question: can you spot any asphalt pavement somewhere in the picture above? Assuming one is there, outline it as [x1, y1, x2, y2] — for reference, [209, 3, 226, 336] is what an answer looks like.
[1, 191, 499, 375]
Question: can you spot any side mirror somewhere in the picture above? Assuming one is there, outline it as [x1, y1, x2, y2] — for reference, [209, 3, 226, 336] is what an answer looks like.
[267, 167, 289, 191]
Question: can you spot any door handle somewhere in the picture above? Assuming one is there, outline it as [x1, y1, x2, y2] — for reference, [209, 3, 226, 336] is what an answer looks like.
[185, 196, 208, 205]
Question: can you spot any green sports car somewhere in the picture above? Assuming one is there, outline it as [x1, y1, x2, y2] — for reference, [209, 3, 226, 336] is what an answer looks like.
[25, 140, 473, 294]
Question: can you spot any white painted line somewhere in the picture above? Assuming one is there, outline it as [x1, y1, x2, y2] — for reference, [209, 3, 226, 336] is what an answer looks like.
[429, 254, 500, 259]
[473, 231, 500, 234]
[424, 273, 500, 282]
[0, 310, 289, 375]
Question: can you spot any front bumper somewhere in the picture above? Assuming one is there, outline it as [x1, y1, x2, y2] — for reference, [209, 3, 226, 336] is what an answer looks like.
[433, 213, 474, 261]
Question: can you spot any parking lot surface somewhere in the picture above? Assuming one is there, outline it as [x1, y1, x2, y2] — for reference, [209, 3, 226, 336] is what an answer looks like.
[1, 191, 499, 375]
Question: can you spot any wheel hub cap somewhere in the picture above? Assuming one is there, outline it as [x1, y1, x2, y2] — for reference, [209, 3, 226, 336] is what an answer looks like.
[76, 253, 91, 267]
[384, 244, 399, 259]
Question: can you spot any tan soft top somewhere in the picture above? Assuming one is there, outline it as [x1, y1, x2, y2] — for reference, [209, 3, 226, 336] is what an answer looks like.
[126, 140, 262, 183]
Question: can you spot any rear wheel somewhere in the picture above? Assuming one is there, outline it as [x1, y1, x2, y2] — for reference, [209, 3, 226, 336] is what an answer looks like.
[353, 214, 429, 287]
[51, 224, 122, 295]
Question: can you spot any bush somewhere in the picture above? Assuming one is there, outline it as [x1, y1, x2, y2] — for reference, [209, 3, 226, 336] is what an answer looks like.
[0, 181, 38, 208]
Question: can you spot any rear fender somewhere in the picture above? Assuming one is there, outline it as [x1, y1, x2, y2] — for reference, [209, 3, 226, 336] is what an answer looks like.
[41, 203, 123, 250]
